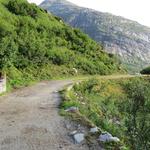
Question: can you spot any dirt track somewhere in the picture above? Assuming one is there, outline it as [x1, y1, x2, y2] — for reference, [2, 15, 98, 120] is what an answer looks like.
[0, 80, 89, 150]
[0, 75, 146, 150]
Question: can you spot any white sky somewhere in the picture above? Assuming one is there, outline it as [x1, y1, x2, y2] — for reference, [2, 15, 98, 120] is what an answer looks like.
[28, 0, 150, 27]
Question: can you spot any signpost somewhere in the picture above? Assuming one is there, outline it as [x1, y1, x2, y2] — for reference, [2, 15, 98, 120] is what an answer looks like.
[0, 73, 6, 94]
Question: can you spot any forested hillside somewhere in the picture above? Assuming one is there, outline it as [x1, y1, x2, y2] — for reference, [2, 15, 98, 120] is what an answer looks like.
[0, 0, 122, 88]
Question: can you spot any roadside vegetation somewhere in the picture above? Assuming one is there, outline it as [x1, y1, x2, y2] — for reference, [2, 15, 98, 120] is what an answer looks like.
[0, 0, 123, 90]
[60, 77, 150, 149]
[141, 66, 150, 74]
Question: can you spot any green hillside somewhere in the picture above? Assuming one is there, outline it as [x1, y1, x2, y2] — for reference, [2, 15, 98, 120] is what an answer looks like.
[0, 0, 122, 88]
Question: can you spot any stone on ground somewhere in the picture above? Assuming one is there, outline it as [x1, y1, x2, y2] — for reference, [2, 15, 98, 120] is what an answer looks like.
[65, 106, 79, 112]
[90, 127, 99, 133]
[73, 133, 85, 144]
[99, 132, 120, 142]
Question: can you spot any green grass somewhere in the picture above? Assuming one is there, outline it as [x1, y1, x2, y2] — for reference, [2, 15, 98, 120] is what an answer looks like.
[60, 77, 150, 149]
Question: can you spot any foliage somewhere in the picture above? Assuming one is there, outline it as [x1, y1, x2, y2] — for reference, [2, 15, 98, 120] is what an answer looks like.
[0, 0, 122, 88]
[6, 0, 39, 18]
[123, 79, 150, 149]
[140, 66, 150, 74]
[61, 78, 150, 149]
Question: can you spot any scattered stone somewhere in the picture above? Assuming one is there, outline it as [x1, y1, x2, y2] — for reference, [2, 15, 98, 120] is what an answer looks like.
[90, 127, 99, 133]
[39, 106, 47, 110]
[74, 93, 78, 96]
[65, 124, 71, 129]
[99, 132, 120, 142]
[70, 130, 77, 135]
[65, 106, 79, 113]
[73, 133, 84, 144]
[73, 68, 78, 74]
[81, 130, 85, 133]
[110, 137, 120, 142]
[81, 102, 85, 105]
[115, 120, 121, 125]
[77, 124, 81, 129]
[59, 145, 63, 148]
[76, 82, 79, 85]
[53, 90, 58, 93]
[67, 85, 73, 91]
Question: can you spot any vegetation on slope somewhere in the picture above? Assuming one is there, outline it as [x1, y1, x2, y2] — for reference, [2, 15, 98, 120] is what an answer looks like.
[0, 0, 122, 89]
[140, 66, 150, 74]
[61, 77, 150, 149]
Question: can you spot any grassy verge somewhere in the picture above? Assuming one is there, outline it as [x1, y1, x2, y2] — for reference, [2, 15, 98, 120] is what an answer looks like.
[3, 64, 127, 95]
[60, 77, 150, 149]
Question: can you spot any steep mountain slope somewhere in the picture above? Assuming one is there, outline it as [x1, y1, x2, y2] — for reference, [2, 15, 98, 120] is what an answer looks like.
[40, 0, 150, 71]
[0, 0, 121, 88]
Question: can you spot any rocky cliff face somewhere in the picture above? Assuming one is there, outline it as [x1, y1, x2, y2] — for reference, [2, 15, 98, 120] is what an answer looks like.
[40, 0, 150, 71]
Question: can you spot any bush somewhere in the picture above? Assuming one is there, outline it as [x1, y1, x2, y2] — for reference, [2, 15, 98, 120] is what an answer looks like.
[0, 0, 122, 87]
[7, 0, 39, 18]
[140, 66, 150, 74]
[123, 78, 150, 149]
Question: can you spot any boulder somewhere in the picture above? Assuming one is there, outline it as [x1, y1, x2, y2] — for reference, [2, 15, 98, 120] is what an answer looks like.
[73, 133, 84, 144]
[99, 132, 120, 142]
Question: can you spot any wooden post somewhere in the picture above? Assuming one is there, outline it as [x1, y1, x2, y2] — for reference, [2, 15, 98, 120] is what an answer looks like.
[0, 73, 6, 94]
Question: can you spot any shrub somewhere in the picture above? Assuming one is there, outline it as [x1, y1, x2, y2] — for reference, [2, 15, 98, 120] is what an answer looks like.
[140, 66, 150, 74]
[0, 0, 122, 87]
[7, 0, 39, 18]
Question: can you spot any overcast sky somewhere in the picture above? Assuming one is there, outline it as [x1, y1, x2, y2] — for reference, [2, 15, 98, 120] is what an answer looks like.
[28, 0, 150, 27]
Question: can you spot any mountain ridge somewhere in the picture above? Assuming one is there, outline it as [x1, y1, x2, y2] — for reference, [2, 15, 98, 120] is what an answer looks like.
[41, 0, 150, 27]
[40, 0, 150, 71]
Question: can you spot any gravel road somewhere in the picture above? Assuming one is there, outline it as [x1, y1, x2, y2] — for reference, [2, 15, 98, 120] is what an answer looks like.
[0, 80, 89, 150]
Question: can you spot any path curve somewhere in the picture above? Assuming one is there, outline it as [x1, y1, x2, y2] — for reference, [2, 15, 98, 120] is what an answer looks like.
[0, 80, 88, 150]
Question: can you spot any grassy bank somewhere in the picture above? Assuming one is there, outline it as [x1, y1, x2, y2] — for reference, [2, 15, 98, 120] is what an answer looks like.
[60, 77, 150, 149]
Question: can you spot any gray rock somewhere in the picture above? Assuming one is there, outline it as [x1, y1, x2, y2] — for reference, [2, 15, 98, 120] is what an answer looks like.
[70, 130, 77, 136]
[77, 124, 81, 129]
[40, 0, 150, 71]
[73, 133, 84, 144]
[65, 106, 79, 112]
[73, 68, 78, 74]
[90, 127, 99, 133]
[99, 132, 120, 142]
[115, 120, 121, 125]
[53, 90, 58, 93]
[67, 85, 73, 91]
[65, 124, 71, 129]
[81, 102, 85, 105]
